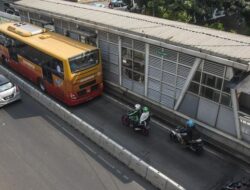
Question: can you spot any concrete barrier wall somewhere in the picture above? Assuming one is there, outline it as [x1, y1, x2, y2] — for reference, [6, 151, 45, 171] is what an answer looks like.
[0, 65, 185, 190]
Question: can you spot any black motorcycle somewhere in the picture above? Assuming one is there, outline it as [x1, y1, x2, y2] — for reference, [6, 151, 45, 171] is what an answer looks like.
[221, 180, 250, 190]
[169, 127, 203, 154]
[121, 110, 150, 136]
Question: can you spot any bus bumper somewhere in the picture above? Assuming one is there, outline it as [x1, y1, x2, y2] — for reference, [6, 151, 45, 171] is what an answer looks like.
[65, 84, 103, 106]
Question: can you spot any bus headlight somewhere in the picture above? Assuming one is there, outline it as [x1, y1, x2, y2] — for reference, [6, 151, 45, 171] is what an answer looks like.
[70, 93, 77, 100]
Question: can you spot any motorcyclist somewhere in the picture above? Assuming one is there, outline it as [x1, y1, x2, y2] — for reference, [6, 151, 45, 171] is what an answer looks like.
[128, 104, 142, 126]
[180, 119, 197, 144]
[139, 106, 150, 125]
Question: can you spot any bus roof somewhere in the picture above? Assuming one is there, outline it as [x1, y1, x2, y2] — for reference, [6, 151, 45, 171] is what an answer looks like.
[0, 22, 97, 60]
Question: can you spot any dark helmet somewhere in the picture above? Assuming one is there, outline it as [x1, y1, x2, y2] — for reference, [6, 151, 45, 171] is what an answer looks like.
[186, 119, 194, 128]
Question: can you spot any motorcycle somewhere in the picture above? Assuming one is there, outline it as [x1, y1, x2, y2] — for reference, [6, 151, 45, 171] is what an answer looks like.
[169, 127, 203, 154]
[121, 109, 150, 136]
[221, 180, 250, 190]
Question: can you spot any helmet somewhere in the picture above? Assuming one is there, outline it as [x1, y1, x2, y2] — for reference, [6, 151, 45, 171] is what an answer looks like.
[142, 106, 149, 112]
[135, 104, 141, 111]
[186, 119, 194, 128]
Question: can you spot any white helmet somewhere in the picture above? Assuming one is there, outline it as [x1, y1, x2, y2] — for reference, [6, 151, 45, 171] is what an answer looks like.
[135, 104, 141, 111]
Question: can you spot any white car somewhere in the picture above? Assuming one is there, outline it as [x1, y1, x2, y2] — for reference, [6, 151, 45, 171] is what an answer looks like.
[92, 3, 105, 8]
[0, 75, 21, 108]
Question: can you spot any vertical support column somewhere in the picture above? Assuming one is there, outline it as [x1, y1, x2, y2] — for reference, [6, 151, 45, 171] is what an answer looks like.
[174, 58, 201, 110]
[95, 30, 99, 48]
[118, 36, 122, 86]
[27, 12, 30, 22]
[230, 67, 242, 139]
[144, 43, 149, 96]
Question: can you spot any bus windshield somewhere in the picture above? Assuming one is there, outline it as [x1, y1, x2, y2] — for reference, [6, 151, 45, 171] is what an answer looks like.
[69, 50, 99, 73]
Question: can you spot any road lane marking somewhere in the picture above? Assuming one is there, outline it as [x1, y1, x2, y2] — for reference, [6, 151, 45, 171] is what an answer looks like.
[123, 175, 129, 180]
[97, 155, 115, 169]
[60, 126, 97, 155]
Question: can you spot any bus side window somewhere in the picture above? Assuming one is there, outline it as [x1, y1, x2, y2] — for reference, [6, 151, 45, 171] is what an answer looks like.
[18, 43, 28, 58]
[19, 45, 48, 66]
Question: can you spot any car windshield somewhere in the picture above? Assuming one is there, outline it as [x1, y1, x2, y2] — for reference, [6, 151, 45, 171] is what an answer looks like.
[0, 82, 13, 92]
[69, 50, 99, 73]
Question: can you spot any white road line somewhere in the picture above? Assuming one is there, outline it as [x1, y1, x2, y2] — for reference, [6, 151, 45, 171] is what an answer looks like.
[116, 169, 122, 174]
[98, 155, 115, 169]
[203, 147, 225, 160]
[60, 126, 97, 155]
[123, 175, 129, 180]
[61, 123, 118, 171]
[46, 115, 97, 155]
[103, 94, 130, 109]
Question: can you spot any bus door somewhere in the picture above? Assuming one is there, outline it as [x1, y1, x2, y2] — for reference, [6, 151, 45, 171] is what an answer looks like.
[42, 60, 64, 101]
[7, 39, 22, 71]
[51, 60, 64, 101]
[0, 33, 8, 58]
[42, 63, 53, 92]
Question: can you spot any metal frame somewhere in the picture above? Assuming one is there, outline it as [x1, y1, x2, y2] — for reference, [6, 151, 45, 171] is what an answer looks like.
[174, 58, 201, 110]
[118, 36, 122, 85]
[14, 7, 250, 71]
[228, 66, 242, 140]
[144, 43, 149, 96]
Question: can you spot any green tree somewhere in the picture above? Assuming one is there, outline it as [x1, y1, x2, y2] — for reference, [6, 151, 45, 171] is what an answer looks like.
[205, 22, 224, 30]
[242, 4, 250, 25]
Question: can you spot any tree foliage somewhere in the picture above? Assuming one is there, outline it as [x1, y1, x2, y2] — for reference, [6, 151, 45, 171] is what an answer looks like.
[132, 0, 250, 34]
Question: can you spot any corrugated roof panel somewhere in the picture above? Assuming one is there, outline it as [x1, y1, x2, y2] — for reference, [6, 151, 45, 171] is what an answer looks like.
[14, 0, 250, 65]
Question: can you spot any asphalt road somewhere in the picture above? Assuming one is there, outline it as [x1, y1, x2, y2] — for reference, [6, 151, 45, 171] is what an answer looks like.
[0, 90, 156, 190]
[0, 42, 249, 190]
[67, 95, 250, 190]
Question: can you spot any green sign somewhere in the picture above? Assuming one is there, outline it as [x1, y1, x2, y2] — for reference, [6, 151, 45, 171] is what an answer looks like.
[157, 50, 167, 56]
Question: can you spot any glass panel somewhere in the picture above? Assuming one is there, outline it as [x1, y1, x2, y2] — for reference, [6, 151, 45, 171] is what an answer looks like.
[121, 46, 145, 83]
[202, 73, 222, 90]
[221, 93, 231, 107]
[193, 71, 201, 82]
[216, 78, 223, 90]
[134, 61, 144, 73]
[189, 82, 199, 94]
[69, 50, 99, 73]
[133, 51, 144, 64]
[200, 85, 220, 102]
[122, 67, 132, 80]
[133, 51, 145, 74]
[122, 47, 132, 68]
[133, 72, 144, 83]
[223, 80, 231, 93]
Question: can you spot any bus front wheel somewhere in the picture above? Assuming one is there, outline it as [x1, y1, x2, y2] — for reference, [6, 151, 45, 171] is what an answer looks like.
[39, 79, 46, 92]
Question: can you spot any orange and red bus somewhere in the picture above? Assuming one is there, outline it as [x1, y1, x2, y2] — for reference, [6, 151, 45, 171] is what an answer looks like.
[0, 22, 103, 106]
